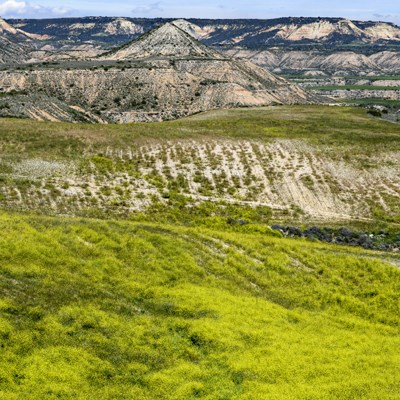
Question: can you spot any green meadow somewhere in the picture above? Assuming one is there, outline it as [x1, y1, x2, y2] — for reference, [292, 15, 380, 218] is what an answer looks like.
[0, 213, 399, 399]
[1, 105, 400, 160]
[307, 85, 400, 91]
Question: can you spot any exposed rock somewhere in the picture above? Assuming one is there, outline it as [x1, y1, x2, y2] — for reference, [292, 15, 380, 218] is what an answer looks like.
[10, 17, 400, 47]
[2, 17, 400, 76]
[225, 48, 396, 75]
[271, 225, 400, 252]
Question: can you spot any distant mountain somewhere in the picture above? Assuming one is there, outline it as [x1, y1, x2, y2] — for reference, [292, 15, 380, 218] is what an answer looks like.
[3, 17, 400, 75]
[8, 16, 400, 49]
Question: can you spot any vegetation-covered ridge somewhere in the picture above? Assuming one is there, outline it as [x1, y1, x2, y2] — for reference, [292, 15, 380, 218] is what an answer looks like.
[0, 211, 399, 399]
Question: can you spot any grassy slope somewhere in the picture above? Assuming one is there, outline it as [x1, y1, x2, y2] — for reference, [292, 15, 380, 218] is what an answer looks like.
[1, 105, 400, 225]
[1, 105, 400, 153]
[0, 212, 399, 399]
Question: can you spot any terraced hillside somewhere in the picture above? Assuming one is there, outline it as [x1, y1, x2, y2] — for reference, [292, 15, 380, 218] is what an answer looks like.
[0, 106, 399, 225]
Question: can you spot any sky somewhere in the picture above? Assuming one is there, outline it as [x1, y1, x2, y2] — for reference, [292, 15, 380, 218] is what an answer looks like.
[0, 0, 399, 24]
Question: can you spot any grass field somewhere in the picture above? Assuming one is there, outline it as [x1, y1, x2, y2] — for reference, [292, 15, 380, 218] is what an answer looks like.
[307, 85, 400, 91]
[1, 105, 399, 155]
[0, 212, 399, 399]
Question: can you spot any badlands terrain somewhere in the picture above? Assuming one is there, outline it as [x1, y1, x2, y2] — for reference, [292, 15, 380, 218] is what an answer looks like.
[0, 15, 400, 400]
[0, 21, 313, 123]
[0, 16, 399, 122]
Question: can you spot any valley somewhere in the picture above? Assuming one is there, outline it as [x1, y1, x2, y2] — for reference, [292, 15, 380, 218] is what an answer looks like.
[0, 13, 399, 400]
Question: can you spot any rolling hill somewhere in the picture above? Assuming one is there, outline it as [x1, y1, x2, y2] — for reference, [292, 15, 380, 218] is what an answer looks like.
[0, 211, 399, 399]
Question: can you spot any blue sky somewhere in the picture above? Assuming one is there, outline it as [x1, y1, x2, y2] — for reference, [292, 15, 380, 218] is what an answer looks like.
[0, 0, 399, 24]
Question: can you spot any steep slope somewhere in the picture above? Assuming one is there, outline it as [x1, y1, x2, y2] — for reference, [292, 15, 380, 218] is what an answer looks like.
[0, 17, 34, 63]
[0, 17, 47, 40]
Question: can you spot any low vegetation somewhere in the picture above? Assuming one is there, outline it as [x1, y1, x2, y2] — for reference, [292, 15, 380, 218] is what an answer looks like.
[0, 105, 400, 224]
[0, 212, 399, 399]
[0, 105, 400, 398]
[307, 85, 400, 91]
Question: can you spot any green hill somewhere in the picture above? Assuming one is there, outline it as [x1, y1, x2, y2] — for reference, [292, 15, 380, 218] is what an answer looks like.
[1, 105, 400, 399]
[0, 212, 399, 399]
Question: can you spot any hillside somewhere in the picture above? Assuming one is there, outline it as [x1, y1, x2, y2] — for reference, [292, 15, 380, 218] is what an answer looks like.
[0, 105, 399, 225]
[226, 48, 400, 76]
[0, 23, 313, 123]
[103, 22, 226, 60]
[0, 17, 38, 64]
[0, 212, 399, 399]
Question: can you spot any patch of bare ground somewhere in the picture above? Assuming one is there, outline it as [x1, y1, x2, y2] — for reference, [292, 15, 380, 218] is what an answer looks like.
[1, 136, 399, 223]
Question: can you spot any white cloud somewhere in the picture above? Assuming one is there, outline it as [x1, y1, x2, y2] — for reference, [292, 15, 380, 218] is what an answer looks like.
[0, 0, 72, 17]
[131, 2, 163, 15]
[0, 0, 26, 15]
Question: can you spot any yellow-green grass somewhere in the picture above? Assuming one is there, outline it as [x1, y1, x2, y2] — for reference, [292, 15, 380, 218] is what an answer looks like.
[0, 212, 399, 399]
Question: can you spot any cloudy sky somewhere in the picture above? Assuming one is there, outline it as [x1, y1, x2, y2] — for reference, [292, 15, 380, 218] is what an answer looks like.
[0, 0, 399, 24]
